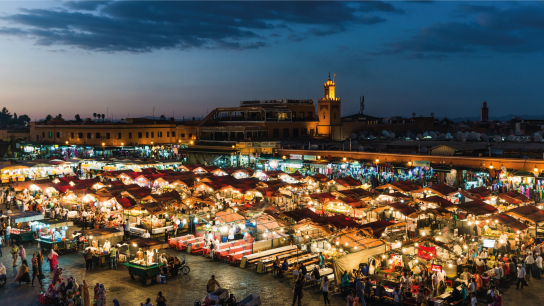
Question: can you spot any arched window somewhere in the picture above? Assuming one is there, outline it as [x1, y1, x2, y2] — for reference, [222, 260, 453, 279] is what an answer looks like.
[323, 113, 326, 119]
[333, 113, 336, 120]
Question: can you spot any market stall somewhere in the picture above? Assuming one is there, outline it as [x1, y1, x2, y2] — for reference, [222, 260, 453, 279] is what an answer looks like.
[8, 211, 44, 244]
[122, 238, 169, 285]
[36, 219, 75, 254]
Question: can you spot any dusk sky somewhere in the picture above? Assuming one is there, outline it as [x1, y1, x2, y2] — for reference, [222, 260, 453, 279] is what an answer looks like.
[0, 1, 543, 121]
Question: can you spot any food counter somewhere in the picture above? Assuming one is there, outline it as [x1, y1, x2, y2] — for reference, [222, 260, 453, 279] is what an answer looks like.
[124, 262, 165, 285]
[10, 228, 34, 244]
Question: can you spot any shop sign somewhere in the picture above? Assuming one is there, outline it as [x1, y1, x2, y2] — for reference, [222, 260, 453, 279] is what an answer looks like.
[290, 154, 303, 160]
[431, 264, 442, 272]
[303, 155, 316, 161]
[414, 160, 430, 167]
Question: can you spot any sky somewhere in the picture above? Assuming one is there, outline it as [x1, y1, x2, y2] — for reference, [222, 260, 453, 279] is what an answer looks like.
[0, 1, 543, 121]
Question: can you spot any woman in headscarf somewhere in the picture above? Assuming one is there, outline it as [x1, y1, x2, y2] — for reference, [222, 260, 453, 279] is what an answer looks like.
[47, 249, 58, 271]
[96, 284, 106, 306]
[31, 254, 42, 287]
[82, 280, 91, 306]
[94, 283, 100, 301]
[14, 259, 30, 284]
[51, 264, 63, 286]
[18, 245, 26, 266]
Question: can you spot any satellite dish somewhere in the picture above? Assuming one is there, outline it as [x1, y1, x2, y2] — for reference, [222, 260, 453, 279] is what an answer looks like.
[412, 113, 416, 117]
[389, 132, 395, 139]
[421, 146, 428, 153]
[350, 133, 357, 139]
[481, 134, 489, 142]
[431, 112, 435, 117]
[494, 135, 502, 142]
[358, 146, 365, 152]
[535, 134, 543, 142]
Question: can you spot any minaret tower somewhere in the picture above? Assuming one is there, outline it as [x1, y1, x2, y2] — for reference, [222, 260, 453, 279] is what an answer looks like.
[318, 72, 342, 140]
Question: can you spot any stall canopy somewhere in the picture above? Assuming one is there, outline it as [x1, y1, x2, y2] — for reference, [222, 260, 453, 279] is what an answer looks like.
[314, 214, 360, 228]
[242, 201, 276, 214]
[282, 208, 320, 222]
[123, 238, 169, 251]
[456, 200, 498, 216]
[383, 192, 412, 200]
[359, 220, 405, 238]
[498, 191, 532, 205]
[413, 184, 458, 197]
[417, 196, 455, 210]
[464, 187, 492, 199]
[386, 202, 417, 217]
[310, 193, 337, 201]
[9, 211, 44, 223]
[215, 211, 245, 223]
[487, 213, 529, 231]
[78, 228, 124, 239]
[333, 239, 385, 284]
[506, 205, 544, 225]
[39, 219, 74, 229]
[375, 181, 421, 193]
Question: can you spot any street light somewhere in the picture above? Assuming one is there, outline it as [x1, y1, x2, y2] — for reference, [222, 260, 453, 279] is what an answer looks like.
[65, 141, 68, 145]
[375, 158, 379, 163]
[102, 143, 105, 146]
[190, 141, 194, 145]
[121, 143, 124, 146]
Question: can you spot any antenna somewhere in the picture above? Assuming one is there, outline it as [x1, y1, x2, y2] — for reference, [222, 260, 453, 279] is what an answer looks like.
[360, 96, 365, 115]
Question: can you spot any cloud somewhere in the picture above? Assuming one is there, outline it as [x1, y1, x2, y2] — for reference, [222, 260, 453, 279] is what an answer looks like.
[451, 4, 497, 17]
[378, 4, 544, 58]
[0, 1, 403, 53]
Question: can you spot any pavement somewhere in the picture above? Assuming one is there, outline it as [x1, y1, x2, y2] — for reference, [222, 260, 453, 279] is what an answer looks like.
[1, 241, 543, 306]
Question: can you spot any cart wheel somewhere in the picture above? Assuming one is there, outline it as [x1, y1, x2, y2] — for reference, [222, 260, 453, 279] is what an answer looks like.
[0, 275, 6, 287]
[140, 272, 149, 285]
[181, 266, 190, 275]
[130, 274, 135, 281]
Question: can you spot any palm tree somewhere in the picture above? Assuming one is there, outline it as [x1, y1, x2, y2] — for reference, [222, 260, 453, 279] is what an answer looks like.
[93, 113, 97, 120]
[45, 114, 52, 121]
[102, 114, 105, 121]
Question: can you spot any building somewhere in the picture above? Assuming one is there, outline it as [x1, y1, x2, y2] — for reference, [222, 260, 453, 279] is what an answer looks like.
[317, 73, 342, 140]
[29, 118, 197, 146]
[481, 101, 489, 122]
[197, 99, 319, 142]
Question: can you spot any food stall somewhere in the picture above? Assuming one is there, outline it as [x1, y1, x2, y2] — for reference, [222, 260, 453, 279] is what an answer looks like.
[35, 219, 75, 254]
[79, 228, 124, 270]
[122, 238, 169, 285]
[125, 203, 173, 237]
[8, 211, 44, 244]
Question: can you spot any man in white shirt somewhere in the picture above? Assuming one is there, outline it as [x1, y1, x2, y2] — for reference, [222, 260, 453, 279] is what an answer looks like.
[525, 252, 535, 279]
[432, 272, 439, 296]
[536, 253, 543, 280]
[142, 230, 151, 238]
[400, 272, 409, 289]
[516, 263, 526, 289]
[486, 286, 495, 306]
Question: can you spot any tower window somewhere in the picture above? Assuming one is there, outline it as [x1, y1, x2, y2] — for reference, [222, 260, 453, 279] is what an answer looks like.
[323, 113, 326, 119]
[333, 113, 336, 119]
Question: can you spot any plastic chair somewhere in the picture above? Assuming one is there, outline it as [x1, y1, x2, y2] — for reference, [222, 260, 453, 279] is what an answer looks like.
[411, 285, 418, 294]
[445, 280, 453, 288]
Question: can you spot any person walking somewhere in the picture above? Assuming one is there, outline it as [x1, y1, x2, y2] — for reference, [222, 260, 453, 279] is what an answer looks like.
[96, 284, 106, 306]
[82, 280, 91, 306]
[321, 277, 331, 306]
[110, 246, 117, 270]
[156, 291, 166, 306]
[292, 274, 306, 306]
[31, 254, 42, 287]
[142, 298, 153, 306]
[19, 245, 26, 266]
[516, 263, 526, 289]
[206, 275, 220, 293]
[392, 285, 402, 306]
[525, 252, 535, 279]
[10, 244, 18, 267]
[85, 249, 93, 271]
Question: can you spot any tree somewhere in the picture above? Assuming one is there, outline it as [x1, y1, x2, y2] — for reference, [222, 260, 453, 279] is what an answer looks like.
[75, 114, 82, 122]
[13, 113, 17, 120]
[1, 107, 10, 115]
[18, 114, 30, 122]
[45, 114, 53, 121]
[160, 115, 166, 120]
[101, 114, 105, 121]
[56, 114, 63, 119]
[93, 113, 97, 120]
